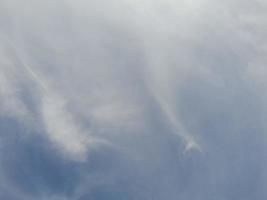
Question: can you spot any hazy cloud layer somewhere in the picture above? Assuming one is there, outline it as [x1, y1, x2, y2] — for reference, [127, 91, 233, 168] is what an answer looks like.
[0, 0, 267, 199]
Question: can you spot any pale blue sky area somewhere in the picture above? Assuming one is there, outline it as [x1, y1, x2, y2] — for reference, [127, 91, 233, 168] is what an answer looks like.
[0, 0, 267, 199]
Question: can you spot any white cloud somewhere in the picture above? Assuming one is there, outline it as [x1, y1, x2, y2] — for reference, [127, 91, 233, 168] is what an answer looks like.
[1, 0, 267, 199]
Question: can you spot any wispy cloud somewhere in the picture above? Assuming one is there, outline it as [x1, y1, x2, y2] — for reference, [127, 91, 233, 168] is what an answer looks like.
[0, 0, 267, 199]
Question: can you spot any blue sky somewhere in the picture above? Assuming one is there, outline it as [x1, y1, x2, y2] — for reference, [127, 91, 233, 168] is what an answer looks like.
[0, 0, 267, 199]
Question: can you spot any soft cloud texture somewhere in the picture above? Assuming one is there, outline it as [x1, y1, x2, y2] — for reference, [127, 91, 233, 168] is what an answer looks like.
[0, 0, 267, 199]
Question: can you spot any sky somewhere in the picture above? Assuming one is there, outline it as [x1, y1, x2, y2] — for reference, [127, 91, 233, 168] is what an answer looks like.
[0, 0, 267, 199]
